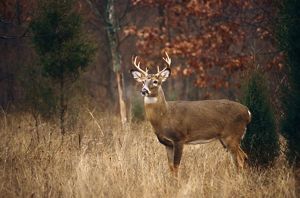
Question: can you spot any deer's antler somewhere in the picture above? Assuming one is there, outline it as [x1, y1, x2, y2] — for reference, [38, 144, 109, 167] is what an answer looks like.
[162, 51, 171, 67]
[132, 56, 148, 76]
[157, 52, 171, 75]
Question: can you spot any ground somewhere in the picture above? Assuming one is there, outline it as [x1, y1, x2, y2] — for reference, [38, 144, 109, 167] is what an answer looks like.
[0, 111, 296, 197]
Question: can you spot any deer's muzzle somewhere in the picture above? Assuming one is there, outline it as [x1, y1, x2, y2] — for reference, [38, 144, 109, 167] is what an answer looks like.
[141, 87, 150, 96]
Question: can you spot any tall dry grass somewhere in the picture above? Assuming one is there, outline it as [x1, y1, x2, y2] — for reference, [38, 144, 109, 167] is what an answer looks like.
[0, 110, 296, 197]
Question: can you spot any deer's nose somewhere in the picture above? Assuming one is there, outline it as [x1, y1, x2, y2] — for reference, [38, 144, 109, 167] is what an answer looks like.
[141, 88, 149, 96]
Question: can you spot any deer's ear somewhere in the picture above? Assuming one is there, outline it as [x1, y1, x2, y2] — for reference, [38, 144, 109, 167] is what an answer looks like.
[159, 68, 171, 82]
[130, 69, 144, 82]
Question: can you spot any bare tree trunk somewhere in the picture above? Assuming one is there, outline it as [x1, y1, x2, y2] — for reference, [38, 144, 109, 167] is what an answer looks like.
[84, 0, 128, 125]
[105, 0, 127, 125]
[116, 71, 127, 124]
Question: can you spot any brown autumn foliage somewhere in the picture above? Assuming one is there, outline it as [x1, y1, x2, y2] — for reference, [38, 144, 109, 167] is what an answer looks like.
[125, 0, 284, 89]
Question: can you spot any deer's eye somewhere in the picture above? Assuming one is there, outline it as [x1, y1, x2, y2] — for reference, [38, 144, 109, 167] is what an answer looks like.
[153, 80, 158, 85]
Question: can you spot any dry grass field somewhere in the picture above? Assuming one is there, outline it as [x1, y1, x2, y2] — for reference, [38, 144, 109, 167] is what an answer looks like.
[0, 110, 296, 198]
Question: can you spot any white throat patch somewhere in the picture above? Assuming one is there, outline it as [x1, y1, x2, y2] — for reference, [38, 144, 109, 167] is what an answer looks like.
[144, 97, 158, 104]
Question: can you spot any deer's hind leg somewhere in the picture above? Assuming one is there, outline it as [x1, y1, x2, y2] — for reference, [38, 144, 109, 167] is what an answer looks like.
[221, 125, 248, 170]
[228, 144, 246, 170]
[238, 145, 248, 161]
[219, 139, 227, 150]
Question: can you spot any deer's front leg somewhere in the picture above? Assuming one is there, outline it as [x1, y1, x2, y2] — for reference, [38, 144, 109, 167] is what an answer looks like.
[173, 141, 184, 177]
[165, 146, 174, 172]
[156, 135, 177, 175]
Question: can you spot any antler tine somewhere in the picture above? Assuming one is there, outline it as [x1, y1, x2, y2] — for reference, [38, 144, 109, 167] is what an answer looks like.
[156, 52, 171, 75]
[132, 56, 148, 76]
[162, 51, 171, 67]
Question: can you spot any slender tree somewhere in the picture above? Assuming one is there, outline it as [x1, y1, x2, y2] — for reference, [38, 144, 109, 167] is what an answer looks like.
[242, 70, 279, 167]
[104, 0, 127, 125]
[85, 0, 130, 125]
[278, 0, 300, 165]
[30, 0, 94, 134]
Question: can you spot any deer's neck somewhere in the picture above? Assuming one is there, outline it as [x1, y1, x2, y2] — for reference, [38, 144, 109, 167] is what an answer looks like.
[144, 87, 168, 126]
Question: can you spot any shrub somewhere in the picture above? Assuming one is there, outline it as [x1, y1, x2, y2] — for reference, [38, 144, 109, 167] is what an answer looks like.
[29, 0, 95, 134]
[241, 70, 280, 167]
[277, 0, 300, 164]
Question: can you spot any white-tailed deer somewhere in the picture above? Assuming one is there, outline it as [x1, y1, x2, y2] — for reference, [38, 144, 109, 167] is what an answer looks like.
[130, 52, 251, 176]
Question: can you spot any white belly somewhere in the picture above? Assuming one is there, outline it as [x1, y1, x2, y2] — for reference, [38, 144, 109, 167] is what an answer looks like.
[187, 138, 216, 145]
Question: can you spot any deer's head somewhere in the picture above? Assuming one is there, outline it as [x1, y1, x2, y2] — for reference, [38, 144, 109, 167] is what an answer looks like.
[130, 52, 171, 97]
